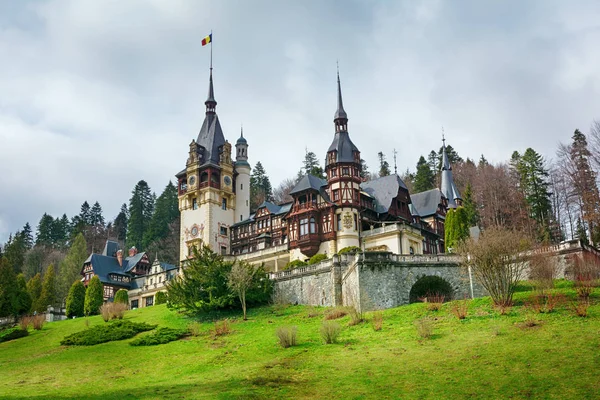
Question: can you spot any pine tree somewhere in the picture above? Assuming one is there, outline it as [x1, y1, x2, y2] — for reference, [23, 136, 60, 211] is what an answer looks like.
[378, 152, 390, 177]
[38, 264, 57, 310]
[0, 258, 18, 317]
[427, 150, 438, 173]
[15, 274, 32, 316]
[301, 150, 325, 179]
[462, 183, 479, 227]
[250, 162, 274, 210]
[27, 273, 43, 312]
[445, 207, 469, 251]
[413, 156, 435, 193]
[127, 180, 154, 250]
[84, 275, 104, 316]
[90, 202, 105, 227]
[143, 181, 179, 249]
[36, 214, 55, 247]
[517, 148, 553, 231]
[52, 215, 70, 249]
[58, 233, 88, 303]
[3, 231, 26, 274]
[66, 281, 86, 318]
[437, 144, 463, 168]
[575, 218, 589, 245]
[21, 223, 34, 249]
[79, 201, 92, 226]
[114, 289, 129, 305]
[113, 203, 129, 243]
[359, 159, 370, 180]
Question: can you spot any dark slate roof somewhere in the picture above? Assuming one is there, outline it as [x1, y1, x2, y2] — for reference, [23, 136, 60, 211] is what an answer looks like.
[85, 254, 131, 288]
[175, 168, 186, 178]
[290, 174, 327, 195]
[440, 144, 462, 208]
[326, 132, 359, 166]
[236, 131, 247, 144]
[334, 72, 347, 120]
[102, 240, 119, 257]
[158, 262, 178, 272]
[410, 189, 443, 217]
[231, 202, 292, 227]
[124, 252, 146, 273]
[360, 174, 409, 213]
[197, 113, 225, 166]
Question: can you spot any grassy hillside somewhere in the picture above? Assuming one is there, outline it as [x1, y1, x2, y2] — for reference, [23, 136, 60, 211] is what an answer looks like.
[0, 282, 599, 399]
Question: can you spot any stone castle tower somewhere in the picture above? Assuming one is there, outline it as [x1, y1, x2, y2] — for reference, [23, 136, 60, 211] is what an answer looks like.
[176, 67, 251, 261]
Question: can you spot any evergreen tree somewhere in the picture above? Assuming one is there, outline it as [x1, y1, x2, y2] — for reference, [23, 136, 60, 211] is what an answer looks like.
[445, 207, 469, 251]
[437, 144, 463, 168]
[462, 183, 479, 227]
[38, 264, 57, 309]
[52, 215, 70, 248]
[79, 201, 92, 226]
[359, 159, 370, 180]
[15, 274, 32, 316]
[89, 202, 105, 227]
[575, 218, 589, 245]
[378, 152, 391, 177]
[113, 203, 129, 243]
[143, 182, 179, 249]
[84, 275, 103, 316]
[0, 258, 18, 317]
[127, 180, 154, 250]
[3, 231, 26, 274]
[250, 162, 274, 210]
[21, 223, 34, 249]
[517, 148, 553, 231]
[36, 213, 55, 247]
[427, 150, 438, 173]
[66, 281, 86, 318]
[301, 150, 325, 179]
[478, 154, 488, 167]
[27, 273, 43, 312]
[413, 156, 435, 193]
[58, 233, 88, 303]
[114, 289, 129, 305]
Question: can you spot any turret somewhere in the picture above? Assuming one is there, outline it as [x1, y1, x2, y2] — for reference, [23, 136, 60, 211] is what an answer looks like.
[440, 136, 462, 208]
[235, 127, 251, 223]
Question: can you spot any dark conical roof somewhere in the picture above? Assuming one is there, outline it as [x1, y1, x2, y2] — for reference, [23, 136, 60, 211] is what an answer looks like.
[196, 69, 224, 166]
[206, 69, 216, 106]
[440, 141, 461, 208]
[334, 70, 347, 121]
[326, 132, 359, 166]
[236, 127, 247, 144]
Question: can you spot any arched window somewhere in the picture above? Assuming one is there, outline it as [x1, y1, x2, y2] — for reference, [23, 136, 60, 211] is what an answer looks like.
[309, 217, 316, 234]
[409, 247, 415, 255]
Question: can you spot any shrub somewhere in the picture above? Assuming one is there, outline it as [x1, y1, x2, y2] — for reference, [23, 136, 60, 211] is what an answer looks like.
[529, 253, 559, 291]
[570, 299, 590, 317]
[276, 326, 298, 348]
[31, 314, 45, 330]
[114, 289, 129, 305]
[308, 254, 328, 265]
[0, 327, 29, 343]
[570, 252, 600, 299]
[372, 311, 383, 331]
[84, 276, 104, 316]
[425, 292, 445, 311]
[19, 316, 32, 331]
[284, 260, 307, 270]
[155, 291, 167, 305]
[526, 293, 565, 314]
[188, 322, 202, 337]
[450, 298, 470, 320]
[130, 327, 189, 346]
[348, 307, 363, 326]
[61, 320, 156, 346]
[100, 302, 127, 322]
[306, 306, 320, 318]
[414, 317, 433, 339]
[66, 281, 86, 318]
[213, 320, 232, 337]
[338, 246, 361, 255]
[320, 321, 341, 344]
[324, 307, 348, 320]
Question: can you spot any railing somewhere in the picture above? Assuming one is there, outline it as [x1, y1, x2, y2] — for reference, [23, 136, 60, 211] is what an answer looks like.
[269, 259, 333, 280]
[231, 243, 289, 260]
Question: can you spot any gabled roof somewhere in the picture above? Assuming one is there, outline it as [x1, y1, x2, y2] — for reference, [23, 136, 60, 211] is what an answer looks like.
[231, 202, 292, 227]
[84, 254, 130, 288]
[360, 174, 409, 213]
[326, 132, 359, 166]
[290, 174, 327, 195]
[440, 142, 462, 208]
[123, 252, 147, 273]
[410, 188, 444, 217]
[102, 240, 119, 257]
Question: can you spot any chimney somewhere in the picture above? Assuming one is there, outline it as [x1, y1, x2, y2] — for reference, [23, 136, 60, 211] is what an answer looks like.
[128, 247, 138, 257]
[116, 250, 123, 267]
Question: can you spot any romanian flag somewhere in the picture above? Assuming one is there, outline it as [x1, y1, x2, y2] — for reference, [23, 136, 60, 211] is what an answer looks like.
[202, 33, 212, 46]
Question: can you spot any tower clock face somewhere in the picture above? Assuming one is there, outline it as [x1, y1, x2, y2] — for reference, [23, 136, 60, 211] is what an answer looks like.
[191, 225, 199, 237]
[224, 176, 232, 186]
[189, 176, 196, 186]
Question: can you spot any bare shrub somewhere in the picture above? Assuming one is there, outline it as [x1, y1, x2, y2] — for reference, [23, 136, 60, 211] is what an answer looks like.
[425, 292, 445, 311]
[276, 326, 298, 348]
[570, 299, 590, 317]
[19, 316, 32, 331]
[529, 253, 560, 291]
[188, 322, 202, 337]
[521, 313, 540, 328]
[491, 325, 502, 336]
[495, 304, 512, 316]
[324, 307, 348, 320]
[347, 307, 363, 326]
[372, 311, 383, 331]
[31, 315, 45, 330]
[320, 321, 341, 344]
[570, 253, 599, 299]
[449, 298, 470, 320]
[414, 317, 433, 339]
[526, 292, 565, 314]
[100, 302, 127, 322]
[306, 306, 320, 318]
[271, 289, 289, 314]
[459, 227, 531, 307]
[213, 320, 232, 337]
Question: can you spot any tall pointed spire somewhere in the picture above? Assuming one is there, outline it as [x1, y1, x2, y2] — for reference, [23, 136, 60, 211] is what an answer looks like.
[441, 128, 451, 171]
[334, 63, 348, 133]
[205, 68, 217, 113]
[440, 131, 461, 208]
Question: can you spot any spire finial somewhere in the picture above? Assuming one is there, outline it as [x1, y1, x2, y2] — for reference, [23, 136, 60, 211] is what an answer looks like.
[240, 124, 243, 138]
[205, 32, 216, 113]
[393, 149, 398, 175]
[442, 126, 445, 145]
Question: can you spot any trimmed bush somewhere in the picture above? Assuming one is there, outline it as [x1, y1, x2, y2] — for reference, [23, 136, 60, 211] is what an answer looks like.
[84, 276, 104, 316]
[66, 281, 86, 318]
[0, 327, 29, 343]
[338, 246, 361, 255]
[61, 320, 156, 346]
[130, 327, 189, 346]
[114, 289, 129, 305]
[308, 254, 328, 265]
[155, 291, 167, 305]
[284, 260, 307, 270]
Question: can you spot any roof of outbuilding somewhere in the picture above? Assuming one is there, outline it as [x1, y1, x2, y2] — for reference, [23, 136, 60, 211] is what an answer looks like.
[85, 254, 131, 288]
[290, 174, 327, 195]
[410, 189, 444, 217]
[102, 241, 119, 257]
[231, 202, 292, 227]
[360, 174, 409, 213]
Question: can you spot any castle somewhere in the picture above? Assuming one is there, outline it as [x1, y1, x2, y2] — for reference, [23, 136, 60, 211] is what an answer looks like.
[176, 67, 462, 271]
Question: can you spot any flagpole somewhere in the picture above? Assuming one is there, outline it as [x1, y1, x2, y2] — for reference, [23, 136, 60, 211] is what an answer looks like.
[210, 30, 213, 72]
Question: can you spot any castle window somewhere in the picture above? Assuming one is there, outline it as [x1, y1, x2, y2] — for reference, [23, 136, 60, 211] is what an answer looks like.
[309, 217, 316, 234]
[241, 183, 243, 190]
[337, 214, 342, 231]
[145, 296, 154, 307]
[240, 215, 243, 222]
[300, 218, 308, 236]
[222, 198, 227, 210]
[342, 167, 349, 176]
[331, 169, 337, 178]
[410, 247, 415, 255]
[221, 246, 227, 255]
[220, 226, 228, 236]
[333, 190, 340, 201]
[131, 300, 139, 309]
[192, 198, 198, 210]
[201, 172, 208, 183]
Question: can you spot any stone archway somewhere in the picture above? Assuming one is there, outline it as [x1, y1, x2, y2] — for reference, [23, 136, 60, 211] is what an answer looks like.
[409, 275, 454, 303]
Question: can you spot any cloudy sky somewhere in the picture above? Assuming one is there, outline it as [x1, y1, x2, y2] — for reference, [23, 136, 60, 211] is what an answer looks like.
[1, 0, 600, 243]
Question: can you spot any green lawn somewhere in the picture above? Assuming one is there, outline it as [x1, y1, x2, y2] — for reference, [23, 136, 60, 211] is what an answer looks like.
[1, 284, 599, 399]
